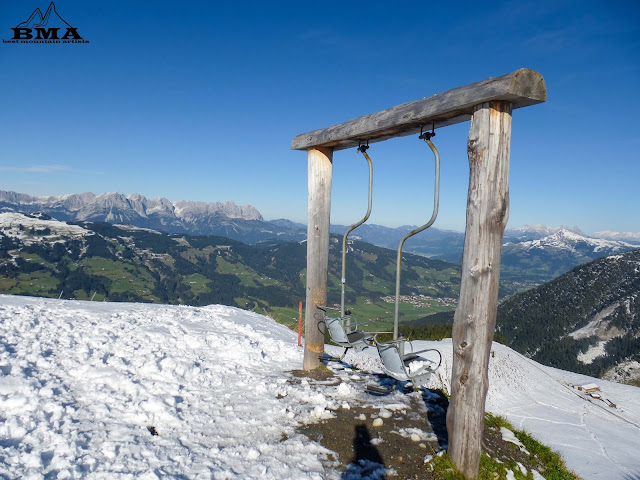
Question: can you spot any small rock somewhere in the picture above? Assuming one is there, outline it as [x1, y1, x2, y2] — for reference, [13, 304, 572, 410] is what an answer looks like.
[410, 433, 421, 442]
[358, 414, 367, 421]
[419, 443, 426, 449]
[372, 418, 384, 427]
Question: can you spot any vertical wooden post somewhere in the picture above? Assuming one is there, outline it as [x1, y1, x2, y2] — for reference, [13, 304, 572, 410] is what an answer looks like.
[298, 301, 303, 347]
[303, 146, 333, 370]
[447, 101, 512, 479]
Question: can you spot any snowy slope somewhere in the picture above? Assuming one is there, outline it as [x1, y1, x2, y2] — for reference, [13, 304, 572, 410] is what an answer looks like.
[0, 212, 93, 244]
[427, 341, 640, 479]
[1, 295, 639, 479]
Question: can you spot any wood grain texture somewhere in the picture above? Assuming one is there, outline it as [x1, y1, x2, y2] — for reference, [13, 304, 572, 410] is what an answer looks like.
[291, 69, 543, 151]
[446, 101, 512, 479]
[303, 147, 333, 370]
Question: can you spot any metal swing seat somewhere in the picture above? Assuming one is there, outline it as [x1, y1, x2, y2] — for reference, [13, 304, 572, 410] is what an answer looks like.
[374, 337, 442, 387]
[319, 306, 372, 360]
[320, 142, 376, 361]
[367, 127, 443, 393]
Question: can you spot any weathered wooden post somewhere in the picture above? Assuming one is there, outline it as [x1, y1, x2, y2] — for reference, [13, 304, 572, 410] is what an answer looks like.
[303, 146, 333, 370]
[447, 101, 512, 479]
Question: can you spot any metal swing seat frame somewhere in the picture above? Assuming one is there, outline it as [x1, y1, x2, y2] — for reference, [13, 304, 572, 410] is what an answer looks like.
[374, 336, 442, 386]
[320, 143, 376, 361]
[367, 127, 443, 393]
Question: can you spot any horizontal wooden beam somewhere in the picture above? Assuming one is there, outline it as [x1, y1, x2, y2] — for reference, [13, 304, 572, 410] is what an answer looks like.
[291, 68, 546, 151]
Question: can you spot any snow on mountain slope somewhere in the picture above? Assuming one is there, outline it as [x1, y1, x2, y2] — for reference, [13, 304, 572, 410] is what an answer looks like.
[1, 295, 639, 479]
[504, 228, 639, 254]
[505, 224, 584, 241]
[0, 212, 92, 244]
[592, 231, 640, 244]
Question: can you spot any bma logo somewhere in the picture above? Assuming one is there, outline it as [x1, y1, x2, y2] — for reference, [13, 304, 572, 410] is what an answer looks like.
[4, 2, 88, 44]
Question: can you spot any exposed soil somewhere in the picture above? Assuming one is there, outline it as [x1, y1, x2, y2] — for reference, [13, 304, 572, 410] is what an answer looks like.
[291, 367, 549, 480]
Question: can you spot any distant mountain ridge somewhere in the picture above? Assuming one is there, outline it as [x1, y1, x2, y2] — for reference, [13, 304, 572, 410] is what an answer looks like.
[0, 190, 262, 221]
[500, 228, 640, 287]
[2, 190, 638, 292]
[503, 224, 584, 242]
[0, 190, 302, 242]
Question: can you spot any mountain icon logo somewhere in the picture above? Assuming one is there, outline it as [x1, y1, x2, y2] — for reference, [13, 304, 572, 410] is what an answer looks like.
[17, 2, 72, 29]
[5, 2, 88, 43]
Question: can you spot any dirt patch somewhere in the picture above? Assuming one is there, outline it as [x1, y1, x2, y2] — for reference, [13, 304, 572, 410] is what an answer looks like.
[301, 392, 447, 479]
[293, 368, 552, 479]
[291, 368, 337, 382]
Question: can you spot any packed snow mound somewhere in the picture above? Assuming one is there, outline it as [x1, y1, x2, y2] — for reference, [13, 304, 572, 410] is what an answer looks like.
[1, 295, 640, 479]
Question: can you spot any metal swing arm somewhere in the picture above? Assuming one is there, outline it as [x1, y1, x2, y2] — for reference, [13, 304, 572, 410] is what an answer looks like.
[341, 144, 373, 319]
[392, 132, 440, 340]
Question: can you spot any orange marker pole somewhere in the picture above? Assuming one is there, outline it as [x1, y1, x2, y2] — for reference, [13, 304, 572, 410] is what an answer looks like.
[298, 301, 303, 347]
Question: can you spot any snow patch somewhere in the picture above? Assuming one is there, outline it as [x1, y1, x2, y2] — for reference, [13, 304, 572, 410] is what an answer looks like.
[577, 340, 608, 364]
[500, 427, 530, 455]
[0, 212, 92, 244]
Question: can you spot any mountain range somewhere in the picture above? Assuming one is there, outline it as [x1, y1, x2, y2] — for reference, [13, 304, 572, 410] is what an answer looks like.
[0, 191, 295, 244]
[1, 190, 638, 290]
[500, 228, 640, 287]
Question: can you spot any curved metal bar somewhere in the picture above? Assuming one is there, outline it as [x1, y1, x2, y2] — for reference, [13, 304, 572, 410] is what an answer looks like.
[341, 148, 373, 321]
[393, 138, 440, 340]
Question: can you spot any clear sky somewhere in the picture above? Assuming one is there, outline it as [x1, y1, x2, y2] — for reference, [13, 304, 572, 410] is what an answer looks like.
[1, 1, 638, 233]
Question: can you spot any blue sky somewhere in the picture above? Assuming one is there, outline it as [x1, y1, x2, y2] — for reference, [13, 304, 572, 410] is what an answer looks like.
[0, 1, 638, 233]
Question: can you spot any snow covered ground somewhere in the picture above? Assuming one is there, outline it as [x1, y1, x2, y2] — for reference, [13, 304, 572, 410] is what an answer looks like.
[1, 295, 639, 479]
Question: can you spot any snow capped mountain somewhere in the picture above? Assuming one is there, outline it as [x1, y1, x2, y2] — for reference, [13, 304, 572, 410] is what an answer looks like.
[0, 190, 262, 222]
[593, 230, 640, 244]
[504, 228, 639, 255]
[0, 190, 264, 239]
[174, 200, 262, 222]
[1, 295, 639, 479]
[504, 224, 585, 242]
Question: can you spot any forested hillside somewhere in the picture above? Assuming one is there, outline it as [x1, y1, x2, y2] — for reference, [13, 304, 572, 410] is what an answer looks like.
[0, 213, 460, 326]
[496, 249, 640, 379]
